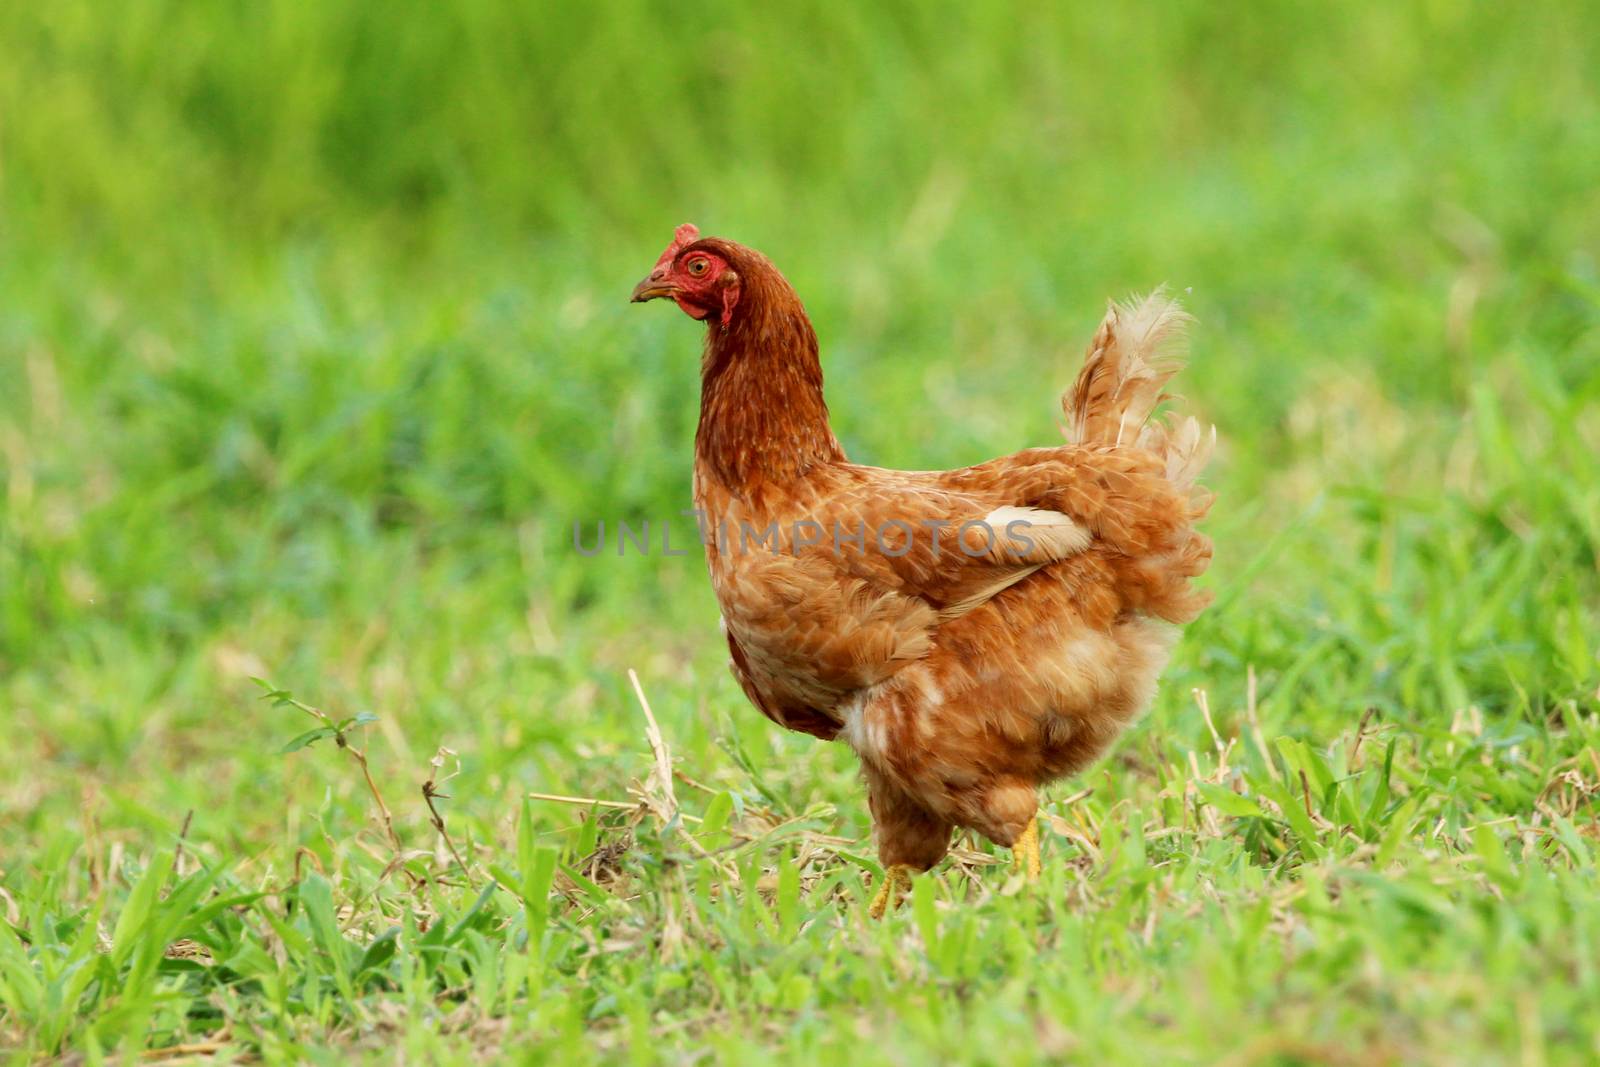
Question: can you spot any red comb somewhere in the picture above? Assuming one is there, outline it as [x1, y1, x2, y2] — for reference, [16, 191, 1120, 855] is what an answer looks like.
[652, 223, 701, 270]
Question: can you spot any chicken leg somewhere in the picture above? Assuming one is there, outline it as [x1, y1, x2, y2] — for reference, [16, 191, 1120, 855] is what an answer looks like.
[863, 768, 950, 917]
[867, 864, 914, 919]
[1011, 819, 1042, 881]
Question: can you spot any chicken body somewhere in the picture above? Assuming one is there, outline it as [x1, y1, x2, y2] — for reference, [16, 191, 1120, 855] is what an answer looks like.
[634, 225, 1213, 891]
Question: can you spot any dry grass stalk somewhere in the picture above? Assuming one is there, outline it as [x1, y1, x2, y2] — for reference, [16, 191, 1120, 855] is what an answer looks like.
[628, 668, 678, 824]
[423, 746, 472, 884]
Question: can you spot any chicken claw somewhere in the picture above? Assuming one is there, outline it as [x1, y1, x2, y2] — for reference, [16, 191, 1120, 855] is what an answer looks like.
[868, 864, 915, 919]
[1011, 820, 1042, 882]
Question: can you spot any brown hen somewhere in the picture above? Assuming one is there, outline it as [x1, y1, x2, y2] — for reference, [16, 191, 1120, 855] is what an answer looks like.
[632, 225, 1214, 914]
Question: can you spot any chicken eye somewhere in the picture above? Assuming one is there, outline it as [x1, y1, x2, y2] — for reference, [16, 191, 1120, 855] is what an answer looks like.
[686, 257, 709, 277]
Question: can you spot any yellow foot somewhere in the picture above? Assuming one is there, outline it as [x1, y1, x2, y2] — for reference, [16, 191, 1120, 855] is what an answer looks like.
[1011, 819, 1042, 882]
[868, 864, 915, 919]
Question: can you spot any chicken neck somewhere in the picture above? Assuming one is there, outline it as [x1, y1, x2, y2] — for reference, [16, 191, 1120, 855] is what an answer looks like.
[694, 280, 845, 490]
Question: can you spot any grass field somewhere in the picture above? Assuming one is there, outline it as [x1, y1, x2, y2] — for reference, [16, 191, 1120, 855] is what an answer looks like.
[3, 3, 1599, 1063]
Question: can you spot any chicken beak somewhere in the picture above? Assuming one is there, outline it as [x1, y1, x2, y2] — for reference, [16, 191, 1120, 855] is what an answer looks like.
[630, 270, 678, 303]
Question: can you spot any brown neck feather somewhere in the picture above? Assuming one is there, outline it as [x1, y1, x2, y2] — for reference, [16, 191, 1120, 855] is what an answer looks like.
[695, 246, 845, 489]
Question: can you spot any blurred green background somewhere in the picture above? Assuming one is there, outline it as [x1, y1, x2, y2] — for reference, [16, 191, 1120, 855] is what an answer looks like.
[2, 2, 1599, 1062]
[4, 2, 1596, 673]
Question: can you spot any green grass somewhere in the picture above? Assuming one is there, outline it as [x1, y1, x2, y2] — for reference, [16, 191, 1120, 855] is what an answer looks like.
[3, 2, 1600, 1063]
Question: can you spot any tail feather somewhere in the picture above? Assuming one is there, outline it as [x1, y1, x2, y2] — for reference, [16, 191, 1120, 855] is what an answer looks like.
[1061, 290, 1216, 622]
[1065, 289, 1212, 498]
[1066, 289, 1191, 444]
